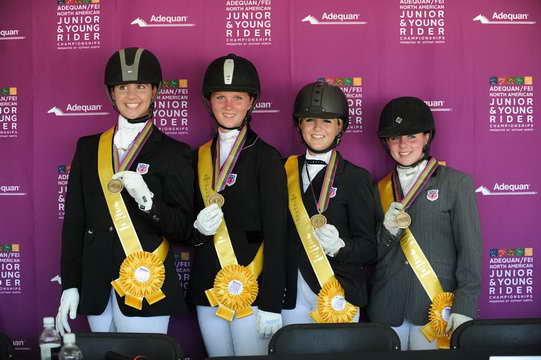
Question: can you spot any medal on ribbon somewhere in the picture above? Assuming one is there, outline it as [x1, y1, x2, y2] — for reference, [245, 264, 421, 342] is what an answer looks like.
[305, 151, 338, 229]
[391, 158, 439, 229]
[108, 120, 153, 194]
[209, 126, 248, 207]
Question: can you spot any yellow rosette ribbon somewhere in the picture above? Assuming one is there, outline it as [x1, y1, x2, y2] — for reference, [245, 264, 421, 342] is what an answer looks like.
[205, 264, 259, 321]
[421, 292, 454, 349]
[111, 248, 167, 311]
[311, 278, 359, 323]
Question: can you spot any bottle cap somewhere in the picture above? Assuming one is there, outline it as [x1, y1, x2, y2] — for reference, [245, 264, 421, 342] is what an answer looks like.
[43, 317, 54, 327]
[63, 333, 76, 345]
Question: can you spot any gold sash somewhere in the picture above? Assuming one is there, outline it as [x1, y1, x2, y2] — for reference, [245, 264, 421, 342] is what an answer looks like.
[98, 127, 169, 310]
[285, 156, 358, 323]
[379, 173, 453, 349]
[198, 139, 263, 321]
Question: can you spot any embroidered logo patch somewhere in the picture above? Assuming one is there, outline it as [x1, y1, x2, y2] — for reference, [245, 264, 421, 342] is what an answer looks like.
[226, 173, 237, 187]
[426, 189, 439, 202]
[329, 186, 337, 198]
[136, 163, 150, 175]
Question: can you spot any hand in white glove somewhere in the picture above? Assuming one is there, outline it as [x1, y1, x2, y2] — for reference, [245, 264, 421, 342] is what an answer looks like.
[445, 313, 472, 333]
[55, 288, 79, 336]
[194, 203, 223, 236]
[315, 224, 345, 257]
[112, 171, 154, 212]
[383, 202, 404, 236]
[256, 309, 282, 338]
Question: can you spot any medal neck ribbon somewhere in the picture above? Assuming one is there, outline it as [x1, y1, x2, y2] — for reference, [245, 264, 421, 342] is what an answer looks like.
[113, 120, 154, 173]
[306, 150, 338, 216]
[392, 157, 439, 210]
[214, 126, 248, 193]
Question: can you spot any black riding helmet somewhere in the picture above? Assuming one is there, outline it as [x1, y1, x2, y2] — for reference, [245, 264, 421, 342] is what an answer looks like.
[293, 81, 349, 153]
[202, 53, 260, 130]
[104, 47, 162, 123]
[378, 96, 435, 166]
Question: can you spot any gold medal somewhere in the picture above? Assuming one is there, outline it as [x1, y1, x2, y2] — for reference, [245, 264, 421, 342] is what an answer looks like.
[311, 214, 327, 229]
[108, 179, 123, 193]
[395, 210, 411, 229]
[208, 192, 225, 207]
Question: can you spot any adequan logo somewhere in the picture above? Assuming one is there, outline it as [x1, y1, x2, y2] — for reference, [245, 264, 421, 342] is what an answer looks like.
[0, 29, 26, 41]
[301, 13, 367, 25]
[475, 184, 537, 196]
[473, 13, 536, 25]
[424, 100, 452, 112]
[131, 15, 195, 28]
[253, 101, 280, 114]
[47, 104, 109, 116]
[0, 185, 26, 196]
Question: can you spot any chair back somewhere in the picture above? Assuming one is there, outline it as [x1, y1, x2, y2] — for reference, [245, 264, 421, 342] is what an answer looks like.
[76, 332, 182, 360]
[268, 323, 400, 355]
[451, 318, 541, 350]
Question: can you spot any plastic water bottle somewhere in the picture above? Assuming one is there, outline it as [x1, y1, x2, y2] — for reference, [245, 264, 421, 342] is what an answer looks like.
[59, 333, 83, 360]
[39, 317, 61, 360]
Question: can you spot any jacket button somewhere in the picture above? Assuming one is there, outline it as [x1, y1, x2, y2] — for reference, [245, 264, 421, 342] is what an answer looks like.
[152, 215, 160, 222]
[87, 229, 93, 234]
[404, 261, 409, 265]
[108, 226, 114, 232]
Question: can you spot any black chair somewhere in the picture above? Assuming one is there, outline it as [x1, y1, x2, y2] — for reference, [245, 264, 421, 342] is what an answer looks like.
[451, 318, 541, 350]
[76, 332, 183, 360]
[268, 323, 400, 355]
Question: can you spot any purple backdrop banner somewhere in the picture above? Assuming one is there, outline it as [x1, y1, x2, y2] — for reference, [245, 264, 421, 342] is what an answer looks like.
[1, 0, 539, 359]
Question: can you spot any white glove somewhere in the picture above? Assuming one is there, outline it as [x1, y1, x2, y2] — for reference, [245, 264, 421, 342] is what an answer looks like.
[112, 170, 153, 212]
[194, 203, 223, 236]
[55, 288, 79, 336]
[445, 313, 472, 333]
[383, 202, 404, 236]
[256, 309, 282, 338]
[315, 224, 345, 257]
